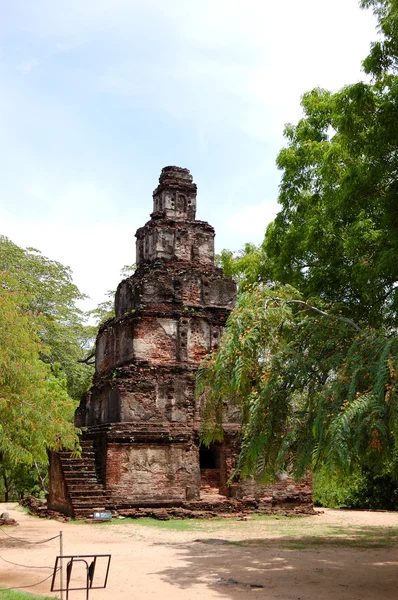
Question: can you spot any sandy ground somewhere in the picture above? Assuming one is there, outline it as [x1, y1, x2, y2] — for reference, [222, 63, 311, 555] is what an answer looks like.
[1, 504, 398, 600]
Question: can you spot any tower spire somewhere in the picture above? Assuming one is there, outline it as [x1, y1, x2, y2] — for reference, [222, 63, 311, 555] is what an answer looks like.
[152, 166, 197, 221]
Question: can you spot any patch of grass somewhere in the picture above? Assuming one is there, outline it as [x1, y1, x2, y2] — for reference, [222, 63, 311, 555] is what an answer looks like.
[109, 513, 299, 532]
[92, 514, 233, 531]
[249, 514, 292, 522]
[132, 517, 218, 531]
[195, 524, 398, 550]
[0, 590, 53, 600]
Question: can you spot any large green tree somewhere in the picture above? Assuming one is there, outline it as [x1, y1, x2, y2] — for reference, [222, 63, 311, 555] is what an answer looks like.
[264, 79, 398, 329]
[0, 272, 78, 466]
[262, 0, 398, 330]
[198, 0, 398, 486]
[0, 236, 95, 399]
[0, 236, 95, 496]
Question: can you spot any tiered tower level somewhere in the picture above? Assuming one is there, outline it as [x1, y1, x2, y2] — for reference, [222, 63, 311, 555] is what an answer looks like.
[48, 167, 312, 517]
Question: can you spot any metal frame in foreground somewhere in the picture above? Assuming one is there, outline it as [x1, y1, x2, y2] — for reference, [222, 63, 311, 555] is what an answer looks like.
[51, 554, 111, 600]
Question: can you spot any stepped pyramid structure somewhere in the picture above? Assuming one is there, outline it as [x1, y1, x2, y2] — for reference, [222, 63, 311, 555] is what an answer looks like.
[48, 167, 312, 518]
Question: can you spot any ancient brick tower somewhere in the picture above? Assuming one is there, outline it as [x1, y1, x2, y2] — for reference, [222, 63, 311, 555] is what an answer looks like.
[48, 166, 312, 517]
[48, 167, 238, 515]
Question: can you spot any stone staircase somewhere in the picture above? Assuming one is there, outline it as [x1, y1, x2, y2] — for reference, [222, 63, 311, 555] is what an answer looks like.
[58, 439, 110, 518]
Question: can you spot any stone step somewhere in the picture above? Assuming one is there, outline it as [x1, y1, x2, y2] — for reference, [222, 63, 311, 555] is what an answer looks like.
[64, 474, 99, 482]
[62, 467, 97, 473]
[109, 500, 183, 509]
[59, 450, 96, 457]
[61, 445, 94, 451]
[59, 457, 96, 464]
[60, 456, 97, 463]
[65, 464, 98, 470]
[65, 480, 101, 487]
[71, 503, 109, 510]
[59, 446, 95, 453]
[61, 464, 97, 472]
[66, 480, 103, 487]
[63, 475, 100, 482]
[68, 480, 105, 489]
[69, 489, 107, 497]
[71, 499, 108, 507]
[62, 462, 97, 469]
[57, 436, 110, 518]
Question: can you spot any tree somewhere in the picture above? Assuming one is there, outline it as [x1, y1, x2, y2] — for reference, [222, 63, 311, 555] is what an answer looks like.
[260, 1, 398, 331]
[0, 236, 95, 399]
[216, 245, 267, 287]
[262, 81, 398, 329]
[362, 0, 398, 77]
[198, 0, 398, 485]
[0, 272, 78, 466]
[0, 457, 48, 502]
[198, 284, 398, 481]
[0, 236, 93, 486]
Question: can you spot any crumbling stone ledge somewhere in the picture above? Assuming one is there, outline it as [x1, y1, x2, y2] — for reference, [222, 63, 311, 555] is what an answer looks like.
[22, 495, 315, 522]
[114, 504, 317, 521]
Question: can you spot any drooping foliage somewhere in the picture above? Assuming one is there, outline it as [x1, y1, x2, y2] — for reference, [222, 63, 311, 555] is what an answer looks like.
[198, 284, 398, 481]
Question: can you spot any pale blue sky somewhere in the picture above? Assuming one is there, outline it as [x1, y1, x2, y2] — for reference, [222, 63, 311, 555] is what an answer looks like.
[0, 0, 377, 309]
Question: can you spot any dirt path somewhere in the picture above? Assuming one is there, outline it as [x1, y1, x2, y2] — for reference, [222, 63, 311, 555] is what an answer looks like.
[1, 503, 398, 599]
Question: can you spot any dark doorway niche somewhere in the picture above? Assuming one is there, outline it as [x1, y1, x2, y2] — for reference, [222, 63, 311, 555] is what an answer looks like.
[200, 445, 220, 469]
[200, 444, 222, 495]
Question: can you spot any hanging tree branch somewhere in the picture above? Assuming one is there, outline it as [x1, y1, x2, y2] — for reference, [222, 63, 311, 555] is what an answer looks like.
[271, 298, 363, 332]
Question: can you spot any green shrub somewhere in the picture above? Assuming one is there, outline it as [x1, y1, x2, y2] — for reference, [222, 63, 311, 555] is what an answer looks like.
[314, 462, 398, 510]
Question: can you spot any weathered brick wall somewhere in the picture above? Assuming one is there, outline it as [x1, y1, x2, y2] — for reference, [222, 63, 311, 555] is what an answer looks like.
[136, 221, 215, 265]
[228, 474, 313, 508]
[85, 367, 199, 428]
[95, 312, 230, 377]
[106, 442, 200, 502]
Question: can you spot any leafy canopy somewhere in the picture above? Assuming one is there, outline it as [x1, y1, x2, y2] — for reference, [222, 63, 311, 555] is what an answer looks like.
[0, 236, 95, 399]
[0, 272, 78, 465]
[264, 78, 398, 329]
[362, 0, 398, 76]
[198, 0, 398, 482]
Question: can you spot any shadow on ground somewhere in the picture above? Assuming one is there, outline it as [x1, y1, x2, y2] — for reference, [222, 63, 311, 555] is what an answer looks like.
[196, 525, 398, 549]
[156, 527, 398, 599]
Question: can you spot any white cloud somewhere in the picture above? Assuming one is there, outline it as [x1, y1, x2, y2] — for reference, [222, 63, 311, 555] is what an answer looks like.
[226, 199, 279, 243]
